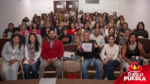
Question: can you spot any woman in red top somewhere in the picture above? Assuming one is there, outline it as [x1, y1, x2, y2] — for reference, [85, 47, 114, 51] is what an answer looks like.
[68, 22, 77, 36]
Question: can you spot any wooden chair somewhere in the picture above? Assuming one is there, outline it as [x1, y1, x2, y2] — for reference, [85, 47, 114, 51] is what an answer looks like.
[0, 39, 10, 80]
[138, 38, 150, 62]
[0, 57, 4, 80]
[0, 56, 25, 80]
[62, 44, 82, 78]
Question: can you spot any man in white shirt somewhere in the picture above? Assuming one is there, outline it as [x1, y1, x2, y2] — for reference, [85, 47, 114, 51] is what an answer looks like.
[90, 29, 105, 49]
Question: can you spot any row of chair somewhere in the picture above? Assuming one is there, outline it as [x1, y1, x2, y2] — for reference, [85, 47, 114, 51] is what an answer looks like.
[0, 38, 150, 80]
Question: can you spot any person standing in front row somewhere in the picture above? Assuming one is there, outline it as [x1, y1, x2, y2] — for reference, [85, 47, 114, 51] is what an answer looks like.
[39, 30, 64, 78]
[1, 34, 24, 80]
[24, 33, 41, 79]
[78, 30, 103, 79]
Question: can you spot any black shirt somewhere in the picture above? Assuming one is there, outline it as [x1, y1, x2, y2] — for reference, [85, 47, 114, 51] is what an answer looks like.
[58, 35, 72, 45]
[78, 40, 101, 59]
[81, 20, 88, 24]
[135, 30, 149, 38]
[3, 29, 14, 38]
[125, 42, 140, 59]
[56, 27, 65, 36]
[119, 28, 131, 37]
[41, 26, 54, 38]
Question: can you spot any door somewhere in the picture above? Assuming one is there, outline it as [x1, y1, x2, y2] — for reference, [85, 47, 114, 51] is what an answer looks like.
[54, 1, 66, 13]
[54, 1, 78, 14]
[66, 1, 78, 14]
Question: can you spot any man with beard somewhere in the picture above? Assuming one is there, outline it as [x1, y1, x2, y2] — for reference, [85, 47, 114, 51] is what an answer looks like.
[39, 30, 64, 78]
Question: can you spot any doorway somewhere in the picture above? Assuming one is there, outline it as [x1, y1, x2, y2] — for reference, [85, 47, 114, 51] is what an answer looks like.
[54, 1, 78, 14]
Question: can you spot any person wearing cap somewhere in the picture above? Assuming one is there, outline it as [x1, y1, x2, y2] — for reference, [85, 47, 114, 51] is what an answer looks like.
[58, 28, 72, 45]
[18, 19, 30, 31]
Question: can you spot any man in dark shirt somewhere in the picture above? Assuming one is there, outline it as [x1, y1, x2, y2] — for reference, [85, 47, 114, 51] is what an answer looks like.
[11, 28, 25, 45]
[78, 30, 102, 79]
[41, 21, 54, 38]
[70, 15, 77, 23]
[3, 23, 14, 39]
[56, 21, 65, 37]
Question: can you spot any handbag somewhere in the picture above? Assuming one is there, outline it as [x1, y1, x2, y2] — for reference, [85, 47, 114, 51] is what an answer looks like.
[131, 52, 143, 65]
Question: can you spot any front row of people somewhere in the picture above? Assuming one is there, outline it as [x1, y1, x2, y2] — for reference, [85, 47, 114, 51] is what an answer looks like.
[1, 29, 146, 80]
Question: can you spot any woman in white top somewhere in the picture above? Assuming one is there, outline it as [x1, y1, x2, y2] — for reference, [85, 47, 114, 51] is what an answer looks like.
[64, 10, 69, 17]
[77, 10, 84, 18]
[24, 33, 41, 79]
[92, 16, 96, 26]
[104, 23, 113, 36]
[63, 17, 69, 26]
[101, 35, 120, 80]
[69, 8, 76, 16]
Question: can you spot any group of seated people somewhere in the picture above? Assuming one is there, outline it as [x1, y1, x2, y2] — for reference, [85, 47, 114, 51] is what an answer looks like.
[1, 9, 149, 81]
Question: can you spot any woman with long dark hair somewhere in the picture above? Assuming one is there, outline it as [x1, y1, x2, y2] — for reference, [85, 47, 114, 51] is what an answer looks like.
[53, 18, 59, 28]
[63, 17, 69, 26]
[104, 27, 118, 44]
[117, 19, 125, 31]
[42, 28, 50, 43]
[72, 28, 83, 44]
[81, 15, 88, 24]
[101, 35, 120, 80]
[58, 28, 72, 45]
[24, 33, 41, 79]
[121, 33, 146, 71]
[117, 15, 127, 27]
[1, 34, 24, 80]
[94, 11, 101, 21]
[81, 23, 90, 34]
[24, 17, 31, 26]
[91, 22, 100, 34]
[29, 23, 41, 35]
[134, 22, 149, 38]
[92, 16, 96, 25]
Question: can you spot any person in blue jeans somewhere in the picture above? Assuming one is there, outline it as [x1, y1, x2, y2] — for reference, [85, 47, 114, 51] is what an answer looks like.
[78, 30, 103, 79]
[24, 33, 41, 79]
[101, 35, 120, 80]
